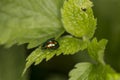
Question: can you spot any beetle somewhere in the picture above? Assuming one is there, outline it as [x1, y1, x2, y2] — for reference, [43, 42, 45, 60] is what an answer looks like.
[41, 38, 59, 50]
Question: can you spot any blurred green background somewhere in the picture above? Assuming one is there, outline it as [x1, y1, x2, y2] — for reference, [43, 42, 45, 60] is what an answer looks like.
[93, 0, 120, 72]
[0, 0, 120, 80]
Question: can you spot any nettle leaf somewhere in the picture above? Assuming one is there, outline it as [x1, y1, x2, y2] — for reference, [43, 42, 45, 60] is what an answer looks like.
[88, 38, 108, 64]
[0, 0, 65, 48]
[107, 73, 120, 80]
[23, 36, 88, 75]
[61, 0, 97, 39]
[69, 62, 120, 80]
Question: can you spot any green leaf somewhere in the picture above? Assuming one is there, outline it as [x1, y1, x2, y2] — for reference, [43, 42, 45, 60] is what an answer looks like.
[23, 36, 88, 75]
[107, 73, 120, 80]
[61, 0, 97, 39]
[0, 0, 65, 48]
[88, 38, 108, 64]
[69, 62, 120, 80]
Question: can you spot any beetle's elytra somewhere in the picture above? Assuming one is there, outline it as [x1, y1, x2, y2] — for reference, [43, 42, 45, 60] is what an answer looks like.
[41, 38, 59, 50]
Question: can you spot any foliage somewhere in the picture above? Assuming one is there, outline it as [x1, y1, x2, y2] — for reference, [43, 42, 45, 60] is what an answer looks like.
[0, 0, 65, 48]
[0, 0, 120, 80]
[88, 38, 108, 64]
[69, 39, 120, 80]
[69, 63, 120, 80]
[61, 0, 96, 39]
[23, 36, 88, 75]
